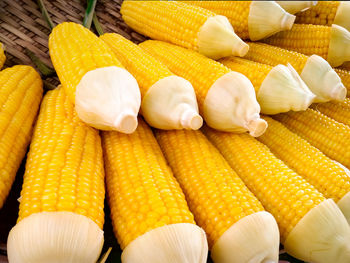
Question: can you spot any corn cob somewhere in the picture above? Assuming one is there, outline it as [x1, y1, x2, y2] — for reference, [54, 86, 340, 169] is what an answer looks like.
[100, 33, 202, 130]
[276, 1, 317, 14]
[49, 22, 141, 133]
[219, 56, 315, 114]
[203, 125, 350, 263]
[295, 1, 350, 31]
[264, 24, 350, 67]
[0, 65, 43, 209]
[274, 109, 350, 168]
[184, 1, 295, 41]
[258, 116, 350, 223]
[311, 98, 350, 126]
[155, 128, 279, 263]
[7, 87, 105, 263]
[244, 42, 346, 102]
[139, 40, 266, 136]
[121, 1, 248, 59]
[102, 118, 207, 263]
[340, 61, 350, 71]
[0, 43, 5, 69]
[335, 68, 350, 96]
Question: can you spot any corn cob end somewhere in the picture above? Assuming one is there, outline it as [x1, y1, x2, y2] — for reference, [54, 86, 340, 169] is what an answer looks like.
[333, 1, 350, 32]
[300, 55, 346, 102]
[327, 24, 350, 67]
[142, 76, 202, 130]
[203, 71, 267, 136]
[121, 223, 208, 263]
[276, 1, 317, 14]
[211, 211, 279, 263]
[248, 1, 296, 41]
[75, 66, 140, 133]
[7, 212, 104, 263]
[284, 199, 350, 263]
[258, 64, 315, 114]
[198, 15, 249, 59]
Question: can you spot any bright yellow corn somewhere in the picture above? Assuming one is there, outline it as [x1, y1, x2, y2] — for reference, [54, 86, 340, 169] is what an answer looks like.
[49, 22, 123, 103]
[7, 87, 105, 263]
[203, 126, 325, 243]
[219, 57, 272, 93]
[17, 87, 105, 226]
[155, 129, 264, 247]
[0, 65, 43, 209]
[311, 98, 350, 126]
[274, 109, 350, 168]
[140, 41, 230, 113]
[185, 1, 251, 39]
[100, 33, 172, 97]
[102, 118, 196, 250]
[264, 24, 331, 59]
[245, 42, 350, 96]
[258, 116, 350, 203]
[295, 1, 340, 26]
[0, 43, 5, 69]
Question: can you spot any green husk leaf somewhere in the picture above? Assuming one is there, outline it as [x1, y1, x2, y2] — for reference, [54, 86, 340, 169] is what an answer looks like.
[93, 13, 104, 36]
[36, 0, 55, 30]
[83, 0, 98, 29]
[25, 48, 55, 77]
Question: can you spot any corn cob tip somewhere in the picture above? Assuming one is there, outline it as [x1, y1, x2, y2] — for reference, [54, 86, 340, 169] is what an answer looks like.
[246, 117, 268, 137]
[334, 1, 350, 32]
[284, 199, 350, 263]
[75, 66, 141, 132]
[248, 1, 296, 41]
[121, 223, 208, 263]
[142, 76, 202, 130]
[258, 64, 315, 114]
[198, 15, 249, 59]
[327, 24, 350, 67]
[300, 55, 346, 102]
[276, 1, 317, 14]
[7, 212, 104, 263]
[211, 211, 279, 263]
[203, 71, 264, 134]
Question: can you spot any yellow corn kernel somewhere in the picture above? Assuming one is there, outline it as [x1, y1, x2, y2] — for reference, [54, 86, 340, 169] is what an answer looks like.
[203, 125, 350, 263]
[49, 22, 122, 103]
[156, 129, 279, 262]
[121, 1, 248, 59]
[311, 98, 350, 127]
[295, 1, 350, 32]
[139, 40, 266, 135]
[0, 43, 5, 69]
[275, 109, 350, 168]
[7, 87, 105, 263]
[259, 116, 350, 203]
[0, 65, 43, 209]
[102, 118, 207, 262]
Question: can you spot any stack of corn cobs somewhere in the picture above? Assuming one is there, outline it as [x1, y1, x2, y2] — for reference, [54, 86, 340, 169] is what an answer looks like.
[3, 1, 350, 263]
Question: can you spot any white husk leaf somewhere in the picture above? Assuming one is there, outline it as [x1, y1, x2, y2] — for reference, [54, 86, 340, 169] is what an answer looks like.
[141, 76, 202, 130]
[248, 1, 296, 41]
[275, 1, 317, 14]
[332, 160, 350, 224]
[257, 64, 315, 114]
[211, 211, 279, 263]
[75, 66, 141, 133]
[334, 1, 350, 32]
[284, 199, 350, 263]
[197, 15, 249, 59]
[327, 24, 350, 67]
[121, 223, 208, 263]
[7, 212, 104, 263]
[301, 55, 346, 102]
[203, 72, 267, 137]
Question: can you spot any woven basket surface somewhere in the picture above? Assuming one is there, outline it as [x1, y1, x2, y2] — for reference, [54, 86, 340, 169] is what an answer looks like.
[0, 0, 146, 86]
